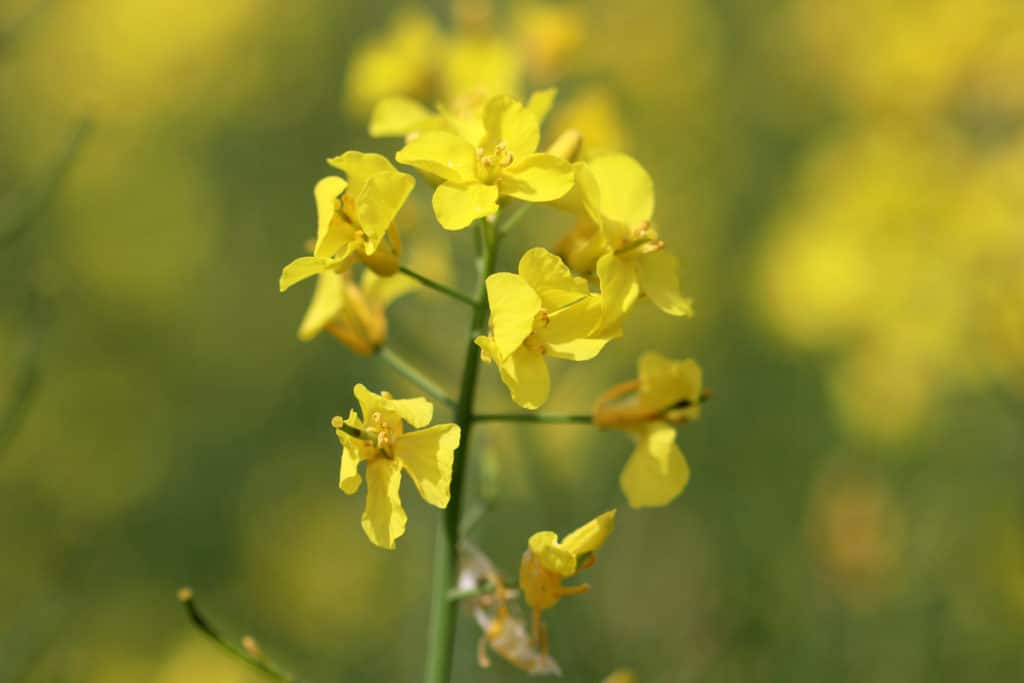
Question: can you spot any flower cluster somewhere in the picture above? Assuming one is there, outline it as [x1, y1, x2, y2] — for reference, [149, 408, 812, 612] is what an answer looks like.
[278, 76, 708, 677]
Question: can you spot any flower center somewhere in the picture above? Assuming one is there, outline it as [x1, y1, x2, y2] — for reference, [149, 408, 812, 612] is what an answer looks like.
[363, 411, 398, 457]
[477, 141, 516, 183]
[614, 220, 664, 255]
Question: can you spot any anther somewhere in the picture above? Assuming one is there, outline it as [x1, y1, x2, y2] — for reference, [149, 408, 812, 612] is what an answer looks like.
[330, 416, 345, 429]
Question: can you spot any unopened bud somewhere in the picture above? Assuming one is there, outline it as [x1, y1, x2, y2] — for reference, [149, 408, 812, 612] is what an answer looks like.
[241, 635, 263, 659]
[545, 129, 582, 162]
[176, 587, 194, 603]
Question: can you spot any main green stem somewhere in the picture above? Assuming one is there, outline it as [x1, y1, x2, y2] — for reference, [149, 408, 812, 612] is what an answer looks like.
[423, 220, 497, 683]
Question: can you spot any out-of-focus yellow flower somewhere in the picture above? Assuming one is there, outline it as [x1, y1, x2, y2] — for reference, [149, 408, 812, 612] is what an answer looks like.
[475, 248, 616, 409]
[296, 268, 417, 355]
[441, 35, 524, 109]
[457, 542, 562, 676]
[519, 510, 616, 650]
[279, 152, 414, 291]
[343, 8, 443, 116]
[513, 2, 586, 82]
[332, 384, 461, 549]
[595, 353, 703, 508]
[601, 670, 638, 683]
[549, 86, 631, 158]
[396, 94, 574, 230]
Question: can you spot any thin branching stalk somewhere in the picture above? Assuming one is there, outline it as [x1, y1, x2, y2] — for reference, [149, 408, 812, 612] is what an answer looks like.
[399, 265, 478, 306]
[377, 346, 456, 409]
[472, 413, 593, 424]
[177, 588, 303, 683]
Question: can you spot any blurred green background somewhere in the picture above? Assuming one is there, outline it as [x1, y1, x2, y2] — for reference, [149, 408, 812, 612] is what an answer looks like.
[2, 0, 1023, 681]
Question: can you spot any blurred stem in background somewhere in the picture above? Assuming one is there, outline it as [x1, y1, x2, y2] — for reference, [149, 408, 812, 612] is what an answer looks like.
[423, 216, 499, 683]
[177, 588, 302, 683]
[0, 120, 91, 247]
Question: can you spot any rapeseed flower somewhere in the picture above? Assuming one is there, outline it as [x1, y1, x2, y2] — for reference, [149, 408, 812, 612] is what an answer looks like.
[332, 384, 460, 549]
[396, 94, 573, 230]
[555, 154, 692, 327]
[475, 247, 616, 409]
[279, 152, 414, 292]
[519, 510, 616, 649]
[296, 269, 416, 354]
[594, 353, 703, 508]
[457, 543, 561, 676]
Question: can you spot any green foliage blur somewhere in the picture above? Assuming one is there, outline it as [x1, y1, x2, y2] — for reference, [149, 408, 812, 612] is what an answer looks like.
[2, 0, 1022, 681]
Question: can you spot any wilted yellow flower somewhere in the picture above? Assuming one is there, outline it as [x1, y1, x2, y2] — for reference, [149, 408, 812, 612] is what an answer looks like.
[457, 543, 561, 676]
[475, 247, 616, 409]
[296, 268, 416, 354]
[279, 152, 414, 291]
[343, 8, 442, 116]
[396, 94, 574, 230]
[332, 384, 461, 549]
[519, 510, 616, 649]
[594, 353, 703, 508]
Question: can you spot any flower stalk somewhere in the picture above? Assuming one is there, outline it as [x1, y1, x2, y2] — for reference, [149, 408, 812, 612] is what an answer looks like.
[423, 218, 498, 683]
[398, 265, 478, 306]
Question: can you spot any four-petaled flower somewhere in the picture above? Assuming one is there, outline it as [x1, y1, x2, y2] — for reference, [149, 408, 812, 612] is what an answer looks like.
[333, 384, 461, 549]
[395, 94, 574, 230]
[280, 152, 415, 292]
[594, 352, 704, 508]
[475, 247, 617, 410]
[555, 154, 692, 329]
[519, 510, 617, 651]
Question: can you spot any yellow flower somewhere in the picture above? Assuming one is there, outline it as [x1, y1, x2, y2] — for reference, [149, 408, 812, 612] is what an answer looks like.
[332, 384, 461, 549]
[475, 247, 616, 410]
[457, 543, 561, 676]
[601, 670, 638, 683]
[513, 1, 586, 82]
[395, 94, 574, 230]
[555, 154, 692, 327]
[594, 353, 703, 508]
[296, 269, 417, 355]
[519, 510, 616, 649]
[279, 152, 414, 292]
[343, 8, 442, 116]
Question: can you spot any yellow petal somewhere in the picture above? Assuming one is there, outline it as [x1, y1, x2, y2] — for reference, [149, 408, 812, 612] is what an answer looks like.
[528, 530, 577, 575]
[561, 509, 617, 558]
[485, 273, 542, 359]
[526, 87, 557, 124]
[636, 250, 693, 317]
[298, 272, 346, 341]
[355, 170, 415, 251]
[368, 96, 435, 138]
[550, 161, 602, 225]
[481, 94, 540, 159]
[395, 423, 460, 508]
[396, 131, 478, 182]
[588, 153, 654, 227]
[353, 383, 389, 424]
[390, 396, 434, 429]
[432, 180, 499, 231]
[280, 256, 333, 292]
[326, 151, 396, 198]
[517, 247, 588, 309]
[501, 153, 574, 202]
[361, 270, 417, 308]
[543, 296, 613, 361]
[620, 423, 689, 508]
[362, 458, 407, 549]
[495, 345, 550, 410]
[638, 353, 702, 418]
[314, 176, 348, 244]
[313, 215, 357, 259]
[339, 444, 364, 495]
[596, 253, 640, 324]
